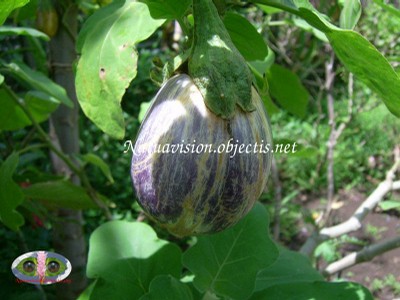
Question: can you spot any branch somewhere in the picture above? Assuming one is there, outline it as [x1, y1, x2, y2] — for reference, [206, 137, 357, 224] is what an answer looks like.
[323, 235, 400, 276]
[300, 155, 400, 256]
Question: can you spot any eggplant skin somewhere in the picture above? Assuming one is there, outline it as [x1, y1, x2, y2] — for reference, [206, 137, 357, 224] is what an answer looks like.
[131, 74, 273, 237]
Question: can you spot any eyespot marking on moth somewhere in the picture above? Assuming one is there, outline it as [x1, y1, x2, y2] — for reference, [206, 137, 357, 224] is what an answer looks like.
[11, 251, 72, 285]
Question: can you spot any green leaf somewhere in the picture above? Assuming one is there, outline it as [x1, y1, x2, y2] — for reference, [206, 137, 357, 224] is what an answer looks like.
[77, 281, 96, 300]
[251, 281, 373, 300]
[0, 0, 30, 25]
[140, 275, 193, 300]
[76, 0, 164, 139]
[141, 0, 191, 20]
[82, 153, 114, 184]
[255, 247, 323, 291]
[0, 153, 25, 231]
[223, 12, 269, 61]
[339, 0, 361, 30]
[0, 26, 49, 40]
[22, 180, 100, 210]
[251, 0, 400, 118]
[0, 73, 3, 85]
[326, 30, 400, 118]
[379, 200, 400, 211]
[267, 64, 309, 117]
[0, 88, 60, 131]
[182, 203, 278, 300]
[87, 221, 182, 300]
[291, 18, 328, 42]
[3, 62, 73, 107]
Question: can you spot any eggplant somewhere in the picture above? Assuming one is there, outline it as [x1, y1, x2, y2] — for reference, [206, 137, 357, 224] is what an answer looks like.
[131, 74, 273, 236]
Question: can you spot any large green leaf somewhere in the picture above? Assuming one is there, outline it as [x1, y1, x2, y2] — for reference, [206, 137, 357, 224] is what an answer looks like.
[267, 64, 309, 117]
[339, 0, 361, 30]
[0, 26, 49, 40]
[76, 0, 164, 139]
[326, 30, 400, 118]
[140, 275, 193, 300]
[255, 247, 323, 291]
[223, 12, 269, 61]
[182, 203, 278, 300]
[251, 281, 373, 300]
[87, 221, 182, 300]
[22, 180, 100, 210]
[2, 62, 73, 107]
[0, 153, 24, 231]
[0, 0, 30, 25]
[0, 88, 60, 131]
[141, 0, 191, 20]
[251, 0, 400, 118]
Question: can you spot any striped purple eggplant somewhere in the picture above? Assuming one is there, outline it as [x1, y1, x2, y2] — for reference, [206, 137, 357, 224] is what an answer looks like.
[131, 74, 273, 237]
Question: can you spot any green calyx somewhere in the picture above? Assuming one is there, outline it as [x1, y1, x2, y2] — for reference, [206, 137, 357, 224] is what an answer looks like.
[188, 0, 255, 119]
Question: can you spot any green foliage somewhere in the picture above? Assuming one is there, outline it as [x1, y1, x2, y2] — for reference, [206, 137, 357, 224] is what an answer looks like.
[371, 274, 400, 296]
[0, 0, 30, 25]
[2, 61, 73, 107]
[252, 281, 373, 300]
[0, 88, 59, 130]
[22, 180, 102, 210]
[183, 203, 278, 299]
[75, 0, 164, 139]
[140, 275, 193, 300]
[81, 153, 114, 184]
[223, 12, 269, 61]
[141, 0, 191, 20]
[339, 0, 361, 30]
[266, 64, 309, 117]
[0, 153, 24, 231]
[0, 26, 49, 40]
[80, 204, 373, 299]
[86, 221, 182, 300]
[255, 247, 324, 291]
[252, 0, 400, 118]
[1, 0, 398, 299]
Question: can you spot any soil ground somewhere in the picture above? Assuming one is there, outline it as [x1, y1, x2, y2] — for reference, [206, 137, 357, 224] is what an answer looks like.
[305, 189, 400, 300]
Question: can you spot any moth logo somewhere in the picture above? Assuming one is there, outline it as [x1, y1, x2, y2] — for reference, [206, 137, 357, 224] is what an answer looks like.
[11, 251, 72, 285]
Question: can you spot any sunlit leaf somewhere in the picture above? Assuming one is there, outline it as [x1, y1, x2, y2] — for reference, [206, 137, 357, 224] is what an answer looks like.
[0, 0, 30, 25]
[76, 0, 164, 139]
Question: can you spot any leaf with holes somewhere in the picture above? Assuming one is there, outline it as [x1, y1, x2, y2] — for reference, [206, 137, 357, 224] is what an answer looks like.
[182, 203, 278, 300]
[76, 0, 164, 139]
